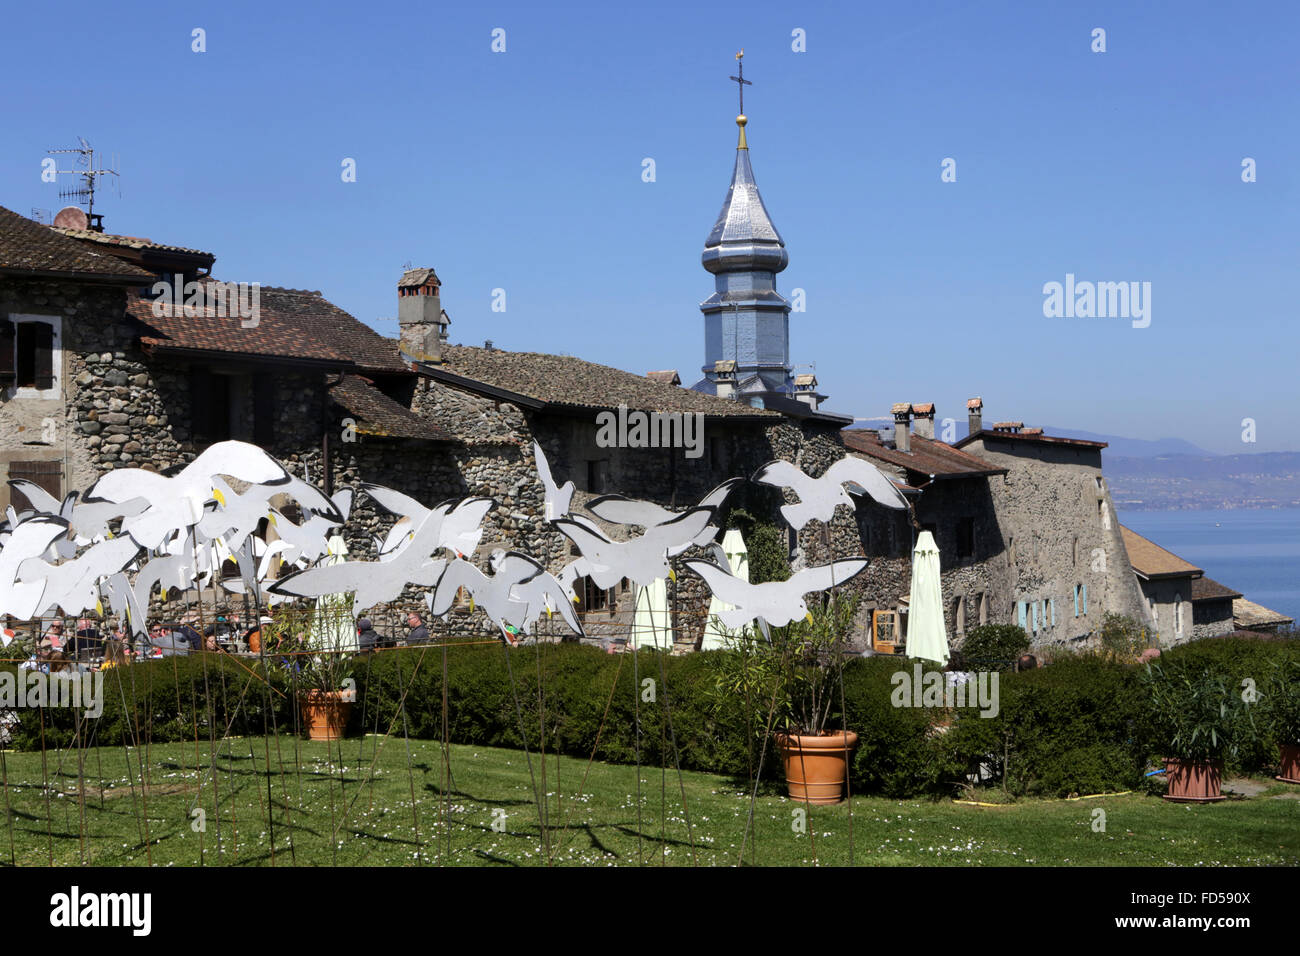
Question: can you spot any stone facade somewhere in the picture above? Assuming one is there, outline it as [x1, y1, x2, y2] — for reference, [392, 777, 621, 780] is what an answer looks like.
[957, 433, 1152, 647]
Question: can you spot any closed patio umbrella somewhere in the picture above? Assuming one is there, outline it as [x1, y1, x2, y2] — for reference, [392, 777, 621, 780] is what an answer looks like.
[905, 531, 949, 665]
[700, 528, 749, 650]
[630, 577, 673, 650]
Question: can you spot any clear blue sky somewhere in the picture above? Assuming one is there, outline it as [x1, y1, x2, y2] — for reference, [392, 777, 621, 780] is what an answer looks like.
[3, 0, 1296, 453]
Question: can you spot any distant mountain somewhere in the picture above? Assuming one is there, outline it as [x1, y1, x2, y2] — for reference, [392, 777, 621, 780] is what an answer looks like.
[1041, 427, 1216, 459]
[1105, 452, 1300, 511]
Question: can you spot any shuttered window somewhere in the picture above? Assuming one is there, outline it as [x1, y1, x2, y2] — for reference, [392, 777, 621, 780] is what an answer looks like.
[14, 321, 54, 390]
[253, 375, 275, 447]
[0, 318, 14, 386]
[191, 367, 232, 442]
[8, 460, 61, 510]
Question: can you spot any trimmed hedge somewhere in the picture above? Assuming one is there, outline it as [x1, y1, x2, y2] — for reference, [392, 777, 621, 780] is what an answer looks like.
[7, 636, 1297, 799]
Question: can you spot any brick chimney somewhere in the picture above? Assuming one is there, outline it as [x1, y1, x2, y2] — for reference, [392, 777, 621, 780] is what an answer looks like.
[967, 396, 983, 436]
[892, 402, 913, 453]
[713, 359, 738, 400]
[913, 403, 935, 440]
[398, 268, 448, 363]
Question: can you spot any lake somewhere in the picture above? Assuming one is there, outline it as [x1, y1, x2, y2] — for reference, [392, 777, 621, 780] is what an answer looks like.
[1116, 508, 1300, 626]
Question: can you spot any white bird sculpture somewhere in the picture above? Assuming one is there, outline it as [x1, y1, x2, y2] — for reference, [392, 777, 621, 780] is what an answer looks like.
[268, 497, 492, 615]
[85, 441, 290, 549]
[551, 506, 715, 589]
[533, 440, 574, 520]
[0, 516, 69, 619]
[17, 535, 141, 617]
[430, 550, 582, 644]
[752, 457, 908, 531]
[7, 480, 148, 547]
[362, 485, 488, 559]
[683, 556, 869, 629]
[269, 488, 353, 566]
[585, 478, 741, 553]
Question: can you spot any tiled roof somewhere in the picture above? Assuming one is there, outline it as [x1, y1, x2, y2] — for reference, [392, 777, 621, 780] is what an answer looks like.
[1233, 597, 1294, 630]
[842, 428, 1006, 480]
[966, 397, 983, 409]
[646, 370, 681, 385]
[0, 205, 152, 281]
[1191, 575, 1242, 602]
[398, 268, 439, 288]
[329, 374, 451, 441]
[50, 227, 213, 259]
[425, 345, 781, 418]
[128, 284, 407, 373]
[957, 429, 1108, 450]
[912, 402, 935, 415]
[891, 402, 912, 415]
[1120, 526, 1202, 579]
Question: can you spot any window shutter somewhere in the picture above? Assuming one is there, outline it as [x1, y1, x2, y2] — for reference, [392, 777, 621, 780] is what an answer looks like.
[191, 366, 213, 439]
[1050, 597, 1056, 626]
[1082, 584, 1088, 615]
[0, 318, 14, 385]
[253, 375, 275, 446]
[9, 460, 62, 509]
[1074, 585, 1080, 618]
[32, 322, 54, 390]
[1017, 602, 1027, 629]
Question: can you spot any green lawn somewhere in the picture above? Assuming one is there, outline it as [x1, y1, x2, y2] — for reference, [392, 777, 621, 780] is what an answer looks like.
[0, 737, 1295, 866]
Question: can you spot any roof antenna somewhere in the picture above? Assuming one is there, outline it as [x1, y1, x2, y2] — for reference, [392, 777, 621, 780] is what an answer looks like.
[47, 137, 120, 232]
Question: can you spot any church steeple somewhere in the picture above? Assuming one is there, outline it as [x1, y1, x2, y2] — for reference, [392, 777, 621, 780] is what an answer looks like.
[694, 52, 794, 401]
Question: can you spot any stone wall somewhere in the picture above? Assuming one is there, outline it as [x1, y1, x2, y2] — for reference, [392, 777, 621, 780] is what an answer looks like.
[958, 436, 1152, 647]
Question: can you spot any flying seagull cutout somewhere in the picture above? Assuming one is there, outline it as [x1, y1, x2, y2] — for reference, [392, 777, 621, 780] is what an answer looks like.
[585, 478, 741, 554]
[752, 457, 908, 531]
[683, 556, 870, 630]
[7, 480, 148, 547]
[17, 535, 141, 617]
[0, 516, 71, 619]
[533, 440, 574, 520]
[430, 550, 582, 645]
[86, 440, 290, 549]
[361, 485, 488, 559]
[269, 497, 492, 615]
[551, 506, 715, 589]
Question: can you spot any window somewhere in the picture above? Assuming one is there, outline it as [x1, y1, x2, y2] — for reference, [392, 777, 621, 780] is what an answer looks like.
[956, 517, 975, 559]
[2, 315, 60, 396]
[1175, 593, 1183, 636]
[1074, 584, 1081, 618]
[578, 578, 615, 616]
[586, 459, 609, 493]
[7, 460, 61, 510]
[1008, 536, 1016, 567]
[953, 595, 966, 634]
[978, 592, 988, 626]
[253, 375, 276, 447]
[1099, 499, 1111, 530]
[191, 367, 231, 441]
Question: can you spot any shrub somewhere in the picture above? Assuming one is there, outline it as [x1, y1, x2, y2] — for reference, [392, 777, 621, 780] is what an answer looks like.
[959, 624, 1029, 670]
[1097, 613, 1153, 663]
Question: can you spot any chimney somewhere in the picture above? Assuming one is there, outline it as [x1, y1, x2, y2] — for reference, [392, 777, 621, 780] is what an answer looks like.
[713, 359, 738, 400]
[398, 268, 448, 363]
[913, 403, 935, 440]
[967, 397, 983, 436]
[792, 373, 820, 409]
[892, 402, 913, 453]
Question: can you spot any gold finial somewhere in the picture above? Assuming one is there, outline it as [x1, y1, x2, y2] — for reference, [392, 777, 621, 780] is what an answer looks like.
[736, 114, 748, 149]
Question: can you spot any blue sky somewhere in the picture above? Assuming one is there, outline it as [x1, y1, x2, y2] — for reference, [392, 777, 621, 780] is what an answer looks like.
[3, 0, 1296, 453]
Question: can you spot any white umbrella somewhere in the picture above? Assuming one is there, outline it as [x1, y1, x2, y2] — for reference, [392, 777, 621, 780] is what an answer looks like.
[630, 577, 673, 650]
[700, 528, 748, 650]
[310, 533, 357, 652]
[905, 531, 949, 664]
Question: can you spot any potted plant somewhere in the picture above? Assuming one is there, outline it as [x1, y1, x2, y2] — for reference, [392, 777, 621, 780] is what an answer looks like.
[1264, 658, 1300, 784]
[1142, 661, 1251, 802]
[266, 606, 356, 741]
[713, 595, 860, 805]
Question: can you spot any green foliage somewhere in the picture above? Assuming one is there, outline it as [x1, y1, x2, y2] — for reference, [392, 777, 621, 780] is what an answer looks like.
[959, 624, 1029, 669]
[726, 508, 790, 585]
[1097, 613, 1153, 663]
[1262, 658, 1300, 746]
[1139, 659, 1256, 763]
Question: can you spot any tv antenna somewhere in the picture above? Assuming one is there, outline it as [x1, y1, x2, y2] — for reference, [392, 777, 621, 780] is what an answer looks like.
[47, 137, 120, 228]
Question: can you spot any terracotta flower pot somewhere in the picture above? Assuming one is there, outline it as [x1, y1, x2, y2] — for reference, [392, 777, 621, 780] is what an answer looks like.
[1277, 743, 1300, 784]
[776, 730, 858, 805]
[300, 690, 351, 741]
[1163, 758, 1225, 802]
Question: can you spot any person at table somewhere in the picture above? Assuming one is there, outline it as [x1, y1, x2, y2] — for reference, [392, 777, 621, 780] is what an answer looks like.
[357, 617, 385, 653]
[405, 612, 431, 646]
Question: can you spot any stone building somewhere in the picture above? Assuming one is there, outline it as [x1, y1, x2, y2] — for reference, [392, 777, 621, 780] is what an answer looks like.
[1119, 526, 1200, 646]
